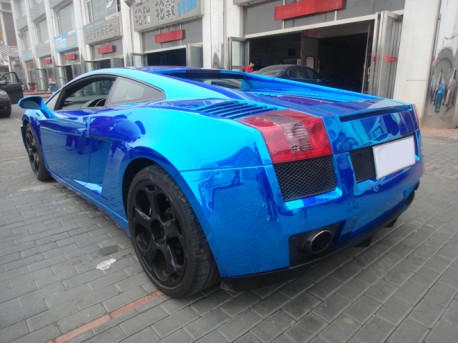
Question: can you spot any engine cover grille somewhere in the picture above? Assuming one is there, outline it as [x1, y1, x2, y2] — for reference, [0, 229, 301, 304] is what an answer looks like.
[350, 147, 376, 183]
[274, 156, 337, 202]
[196, 100, 280, 119]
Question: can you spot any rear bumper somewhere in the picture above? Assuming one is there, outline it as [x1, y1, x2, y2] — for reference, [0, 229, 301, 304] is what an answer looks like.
[220, 186, 417, 291]
[180, 129, 424, 279]
[183, 159, 422, 277]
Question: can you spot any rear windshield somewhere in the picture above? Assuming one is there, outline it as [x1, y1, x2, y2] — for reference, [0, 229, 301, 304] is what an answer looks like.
[166, 72, 244, 89]
[256, 66, 285, 77]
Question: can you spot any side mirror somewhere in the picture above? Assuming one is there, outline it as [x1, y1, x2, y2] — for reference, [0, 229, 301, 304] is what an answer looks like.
[18, 96, 56, 118]
[0, 79, 7, 86]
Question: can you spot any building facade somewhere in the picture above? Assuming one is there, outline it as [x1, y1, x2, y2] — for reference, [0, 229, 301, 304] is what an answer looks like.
[0, 0, 19, 75]
[11, 0, 446, 122]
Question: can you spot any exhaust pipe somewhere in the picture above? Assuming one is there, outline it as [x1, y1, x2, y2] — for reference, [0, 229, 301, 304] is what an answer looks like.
[304, 230, 333, 254]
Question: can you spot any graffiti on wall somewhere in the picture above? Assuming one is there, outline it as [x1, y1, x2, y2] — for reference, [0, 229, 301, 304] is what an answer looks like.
[426, 1, 458, 128]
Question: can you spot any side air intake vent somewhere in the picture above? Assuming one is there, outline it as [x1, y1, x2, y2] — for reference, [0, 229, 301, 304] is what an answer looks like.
[196, 101, 280, 119]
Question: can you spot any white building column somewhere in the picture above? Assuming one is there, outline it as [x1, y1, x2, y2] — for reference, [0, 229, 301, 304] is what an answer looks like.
[224, 0, 242, 70]
[202, 0, 243, 69]
[202, 0, 224, 68]
[393, 0, 441, 119]
[121, 3, 143, 66]
[72, 0, 87, 64]
[43, 0, 58, 65]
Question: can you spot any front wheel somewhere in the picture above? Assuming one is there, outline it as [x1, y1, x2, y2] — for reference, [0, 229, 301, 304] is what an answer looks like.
[127, 165, 219, 297]
[25, 124, 51, 181]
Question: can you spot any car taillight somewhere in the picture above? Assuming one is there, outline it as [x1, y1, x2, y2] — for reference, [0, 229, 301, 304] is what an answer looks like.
[240, 110, 332, 163]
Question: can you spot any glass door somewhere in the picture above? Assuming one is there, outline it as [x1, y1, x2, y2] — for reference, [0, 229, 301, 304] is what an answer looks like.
[55, 66, 66, 88]
[35, 69, 47, 91]
[131, 53, 145, 67]
[368, 11, 403, 98]
[228, 37, 248, 71]
[85, 61, 95, 72]
[361, 22, 373, 94]
[187, 44, 203, 67]
[111, 58, 124, 68]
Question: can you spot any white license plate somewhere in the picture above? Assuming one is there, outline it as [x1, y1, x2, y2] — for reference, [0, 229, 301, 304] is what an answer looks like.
[373, 136, 415, 179]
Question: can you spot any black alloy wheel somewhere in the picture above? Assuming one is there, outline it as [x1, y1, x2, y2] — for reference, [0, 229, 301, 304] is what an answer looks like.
[25, 124, 51, 181]
[127, 165, 218, 297]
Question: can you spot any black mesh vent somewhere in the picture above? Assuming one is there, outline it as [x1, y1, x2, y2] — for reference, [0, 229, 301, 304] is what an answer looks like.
[350, 147, 376, 183]
[274, 156, 337, 202]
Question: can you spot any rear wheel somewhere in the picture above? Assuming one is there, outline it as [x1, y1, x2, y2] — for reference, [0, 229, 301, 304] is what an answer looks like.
[25, 124, 51, 181]
[127, 165, 218, 297]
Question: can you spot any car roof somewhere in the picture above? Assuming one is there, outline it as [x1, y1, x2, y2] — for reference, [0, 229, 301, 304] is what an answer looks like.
[71, 67, 243, 101]
[76, 66, 244, 79]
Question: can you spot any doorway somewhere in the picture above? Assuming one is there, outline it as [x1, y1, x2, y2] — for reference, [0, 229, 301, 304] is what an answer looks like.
[146, 48, 186, 66]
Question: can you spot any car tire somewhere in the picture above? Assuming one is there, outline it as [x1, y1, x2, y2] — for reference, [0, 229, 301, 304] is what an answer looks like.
[0, 108, 11, 118]
[25, 124, 52, 181]
[127, 165, 219, 297]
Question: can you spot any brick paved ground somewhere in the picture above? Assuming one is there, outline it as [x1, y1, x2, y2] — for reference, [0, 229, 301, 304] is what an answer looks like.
[1, 108, 458, 343]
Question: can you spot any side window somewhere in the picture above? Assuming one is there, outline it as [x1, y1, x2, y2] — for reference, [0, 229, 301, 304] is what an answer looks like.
[45, 92, 59, 110]
[305, 68, 319, 79]
[107, 77, 164, 106]
[57, 78, 115, 110]
[288, 67, 306, 79]
[11, 73, 20, 83]
[0, 72, 19, 84]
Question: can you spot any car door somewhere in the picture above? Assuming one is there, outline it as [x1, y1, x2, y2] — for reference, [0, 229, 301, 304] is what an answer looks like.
[38, 75, 115, 191]
[86, 76, 164, 208]
[0, 72, 24, 104]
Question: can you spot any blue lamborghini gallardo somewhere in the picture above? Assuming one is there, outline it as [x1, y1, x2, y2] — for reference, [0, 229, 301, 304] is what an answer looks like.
[19, 67, 423, 297]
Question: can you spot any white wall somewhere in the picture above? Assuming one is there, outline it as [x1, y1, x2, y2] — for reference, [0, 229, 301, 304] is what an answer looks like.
[393, 0, 441, 119]
[203, 0, 242, 69]
[202, 0, 224, 68]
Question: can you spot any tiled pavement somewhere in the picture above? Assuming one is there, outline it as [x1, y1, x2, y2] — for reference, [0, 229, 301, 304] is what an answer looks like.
[1, 108, 458, 343]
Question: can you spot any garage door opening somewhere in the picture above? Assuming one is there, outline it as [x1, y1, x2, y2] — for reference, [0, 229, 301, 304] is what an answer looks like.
[247, 29, 370, 92]
[147, 48, 186, 66]
[318, 33, 368, 92]
[243, 14, 401, 97]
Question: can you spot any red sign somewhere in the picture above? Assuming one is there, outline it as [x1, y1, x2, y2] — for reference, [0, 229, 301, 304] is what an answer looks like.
[64, 53, 77, 60]
[155, 30, 185, 43]
[383, 55, 398, 63]
[98, 45, 115, 54]
[42, 57, 52, 65]
[275, 0, 345, 21]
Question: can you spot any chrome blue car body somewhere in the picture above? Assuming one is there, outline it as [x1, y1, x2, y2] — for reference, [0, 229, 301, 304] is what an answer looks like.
[20, 67, 423, 294]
